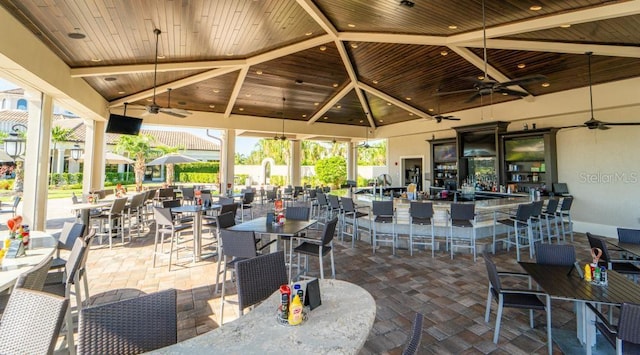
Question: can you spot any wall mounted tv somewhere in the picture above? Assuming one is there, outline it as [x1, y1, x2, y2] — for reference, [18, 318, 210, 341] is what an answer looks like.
[433, 144, 457, 162]
[504, 137, 545, 161]
[462, 133, 496, 157]
[106, 114, 142, 135]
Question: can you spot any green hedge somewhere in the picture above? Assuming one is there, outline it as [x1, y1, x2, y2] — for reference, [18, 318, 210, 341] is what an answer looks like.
[177, 172, 218, 183]
[174, 162, 219, 174]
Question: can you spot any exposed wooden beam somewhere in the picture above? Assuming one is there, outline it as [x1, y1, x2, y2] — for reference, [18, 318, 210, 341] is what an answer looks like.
[308, 82, 354, 124]
[70, 60, 246, 77]
[296, 0, 339, 38]
[339, 32, 446, 46]
[247, 34, 332, 66]
[358, 82, 431, 119]
[224, 66, 249, 118]
[467, 39, 640, 59]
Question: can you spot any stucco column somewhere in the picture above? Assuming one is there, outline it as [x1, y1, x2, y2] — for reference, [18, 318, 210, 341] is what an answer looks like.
[56, 147, 65, 174]
[22, 91, 53, 231]
[347, 142, 357, 183]
[289, 140, 301, 186]
[82, 118, 106, 193]
[221, 129, 235, 194]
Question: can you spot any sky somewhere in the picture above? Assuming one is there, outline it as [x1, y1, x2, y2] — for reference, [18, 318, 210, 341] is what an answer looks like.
[0, 78, 258, 155]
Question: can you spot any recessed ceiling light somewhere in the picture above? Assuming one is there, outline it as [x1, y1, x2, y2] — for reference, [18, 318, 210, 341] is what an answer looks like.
[91, 58, 102, 62]
[560, 24, 571, 28]
[350, 43, 358, 49]
[209, 104, 215, 108]
[245, 94, 251, 97]
[379, 119, 384, 122]
[302, 114, 307, 118]
[440, 50, 448, 56]
[314, 102, 319, 106]
[372, 80, 378, 84]
[146, 98, 153, 102]
[226, 52, 234, 56]
[336, 105, 342, 109]
[502, 92, 509, 95]
[541, 82, 550, 87]
[157, 55, 166, 59]
[213, 89, 220, 93]
[118, 91, 125, 94]
[319, 45, 327, 51]
[323, 116, 328, 120]
[478, 76, 485, 80]
[104, 77, 117, 81]
[305, 32, 313, 36]
[387, 102, 392, 106]
[256, 70, 263, 75]
[332, 83, 339, 87]
[409, 113, 414, 116]
[67, 28, 85, 39]
[428, 108, 434, 112]
[359, 120, 364, 123]
[239, 107, 244, 111]
[295, 79, 303, 85]
[347, 24, 356, 28]
[529, 5, 542, 11]
[517, 63, 526, 69]
[448, 25, 457, 30]
[406, 97, 412, 101]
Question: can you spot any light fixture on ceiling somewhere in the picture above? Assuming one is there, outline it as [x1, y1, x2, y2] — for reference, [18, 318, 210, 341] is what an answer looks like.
[67, 28, 86, 39]
[400, 0, 415, 7]
[274, 97, 287, 141]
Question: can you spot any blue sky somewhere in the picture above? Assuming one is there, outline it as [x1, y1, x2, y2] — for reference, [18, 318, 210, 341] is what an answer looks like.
[0, 78, 258, 155]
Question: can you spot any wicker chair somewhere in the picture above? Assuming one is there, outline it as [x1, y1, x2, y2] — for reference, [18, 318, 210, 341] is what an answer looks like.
[534, 242, 576, 266]
[235, 251, 288, 317]
[50, 221, 86, 270]
[0, 256, 54, 314]
[587, 233, 640, 281]
[590, 302, 640, 355]
[218, 229, 259, 324]
[78, 289, 177, 354]
[0, 289, 68, 355]
[402, 313, 424, 355]
[483, 253, 552, 353]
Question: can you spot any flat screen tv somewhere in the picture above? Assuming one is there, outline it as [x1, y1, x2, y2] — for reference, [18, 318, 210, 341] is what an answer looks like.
[462, 133, 496, 157]
[106, 114, 142, 135]
[505, 137, 545, 161]
[433, 144, 456, 162]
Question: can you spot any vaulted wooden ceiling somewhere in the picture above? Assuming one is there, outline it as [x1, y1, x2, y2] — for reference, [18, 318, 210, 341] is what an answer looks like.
[2, 0, 639, 133]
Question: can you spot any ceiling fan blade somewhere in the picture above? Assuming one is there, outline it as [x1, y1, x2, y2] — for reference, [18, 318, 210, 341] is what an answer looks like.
[435, 88, 477, 96]
[159, 109, 188, 118]
[558, 124, 586, 129]
[465, 92, 482, 103]
[499, 74, 548, 87]
[601, 122, 640, 126]
[442, 116, 461, 121]
[495, 87, 529, 97]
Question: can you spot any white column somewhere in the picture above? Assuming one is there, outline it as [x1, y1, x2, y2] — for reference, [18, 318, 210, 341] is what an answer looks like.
[56, 148, 65, 174]
[82, 119, 106, 194]
[22, 91, 53, 231]
[289, 140, 301, 186]
[221, 129, 235, 194]
[347, 142, 358, 183]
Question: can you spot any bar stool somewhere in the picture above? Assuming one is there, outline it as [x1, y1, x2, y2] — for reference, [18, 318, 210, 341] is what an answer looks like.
[493, 203, 533, 261]
[371, 200, 396, 255]
[409, 202, 435, 257]
[557, 197, 574, 242]
[448, 203, 477, 261]
[541, 199, 561, 243]
[340, 197, 369, 248]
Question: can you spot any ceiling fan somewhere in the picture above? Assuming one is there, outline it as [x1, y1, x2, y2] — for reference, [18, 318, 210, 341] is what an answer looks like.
[432, 90, 461, 123]
[274, 97, 287, 141]
[139, 29, 192, 118]
[560, 52, 640, 130]
[437, 0, 546, 103]
[359, 126, 371, 148]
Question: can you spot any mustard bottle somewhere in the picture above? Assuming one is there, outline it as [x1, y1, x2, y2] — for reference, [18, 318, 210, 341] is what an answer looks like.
[288, 294, 303, 325]
[584, 264, 592, 281]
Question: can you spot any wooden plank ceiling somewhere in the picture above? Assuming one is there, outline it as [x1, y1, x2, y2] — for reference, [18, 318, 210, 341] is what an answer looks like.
[1, 0, 639, 136]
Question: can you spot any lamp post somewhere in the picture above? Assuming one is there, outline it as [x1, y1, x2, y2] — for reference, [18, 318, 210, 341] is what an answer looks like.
[4, 123, 27, 192]
[70, 144, 82, 161]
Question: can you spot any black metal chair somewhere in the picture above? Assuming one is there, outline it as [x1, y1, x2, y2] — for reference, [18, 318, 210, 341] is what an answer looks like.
[181, 186, 195, 204]
[0, 195, 21, 216]
[449, 203, 477, 261]
[617, 227, 640, 260]
[214, 212, 238, 295]
[50, 221, 86, 270]
[0, 289, 68, 355]
[218, 229, 259, 324]
[492, 203, 533, 261]
[240, 192, 255, 222]
[409, 202, 435, 257]
[340, 197, 368, 248]
[557, 197, 574, 242]
[292, 217, 338, 280]
[283, 206, 311, 259]
[372, 200, 396, 255]
[152, 207, 193, 271]
[541, 198, 561, 243]
[483, 253, 551, 352]
[534, 242, 576, 266]
[94, 196, 128, 248]
[402, 312, 424, 355]
[315, 192, 330, 227]
[587, 233, 640, 281]
[235, 251, 288, 317]
[591, 302, 640, 355]
[77, 289, 177, 354]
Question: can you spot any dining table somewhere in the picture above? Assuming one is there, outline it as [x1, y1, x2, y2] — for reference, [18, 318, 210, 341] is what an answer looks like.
[606, 239, 640, 258]
[519, 261, 640, 355]
[71, 201, 111, 235]
[0, 232, 56, 292]
[148, 279, 376, 354]
[170, 204, 221, 262]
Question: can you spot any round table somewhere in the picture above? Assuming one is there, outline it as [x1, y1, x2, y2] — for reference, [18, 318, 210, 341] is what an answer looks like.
[0, 231, 56, 292]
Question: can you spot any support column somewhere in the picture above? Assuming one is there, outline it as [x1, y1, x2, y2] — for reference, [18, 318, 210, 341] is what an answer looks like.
[55, 148, 65, 174]
[220, 129, 235, 194]
[82, 119, 106, 194]
[347, 142, 358, 183]
[289, 140, 301, 186]
[22, 91, 53, 231]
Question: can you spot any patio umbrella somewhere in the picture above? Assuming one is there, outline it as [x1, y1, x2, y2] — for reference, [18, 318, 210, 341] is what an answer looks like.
[147, 153, 199, 165]
[77, 152, 134, 164]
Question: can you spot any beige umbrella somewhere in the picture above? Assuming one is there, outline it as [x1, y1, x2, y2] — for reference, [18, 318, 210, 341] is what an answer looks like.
[147, 153, 199, 165]
[77, 152, 134, 164]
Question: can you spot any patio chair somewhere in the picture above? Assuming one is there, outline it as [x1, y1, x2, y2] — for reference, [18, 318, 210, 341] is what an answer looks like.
[124, 192, 147, 238]
[50, 221, 86, 270]
[152, 207, 193, 271]
[340, 197, 369, 248]
[0, 289, 68, 355]
[0, 255, 53, 314]
[371, 200, 396, 255]
[181, 186, 195, 204]
[449, 203, 477, 261]
[77, 289, 177, 354]
[292, 217, 338, 280]
[534, 242, 576, 266]
[0, 195, 21, 216]
[492, 202, 533, 261]
[235, 251, 288, 317]
[590, 302, 640, 355]
[617, 227, 640, 260]
[402, 313, 424, 355]
[240, 192, 255, 222]
[93, 196, 128, 249]
[541, 198, 561, 243]
[483, 253, 551, 352]
[557, 197, 574, 242]
[409, 201, 435, 257]
[214, 212, 237, 294]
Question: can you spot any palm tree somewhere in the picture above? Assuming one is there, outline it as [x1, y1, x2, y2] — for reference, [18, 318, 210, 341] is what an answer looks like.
[50, 126, 73, 186]
[114, 134, 154, 191]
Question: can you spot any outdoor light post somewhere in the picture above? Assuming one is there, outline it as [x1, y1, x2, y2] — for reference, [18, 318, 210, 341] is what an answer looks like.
[70, 143, 82, 161]
[4, 123, 27, 192]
